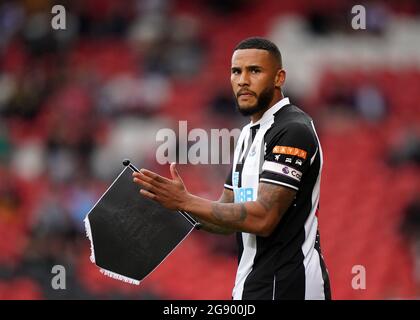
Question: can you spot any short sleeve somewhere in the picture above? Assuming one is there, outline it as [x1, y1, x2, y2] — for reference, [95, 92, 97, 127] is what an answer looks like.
[224, 167, 233, 190]
[260, 122, 317, 191]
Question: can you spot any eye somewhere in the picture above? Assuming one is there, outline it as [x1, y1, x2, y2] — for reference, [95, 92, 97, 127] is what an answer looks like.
[251, 68, 261, 74]
[231, 69, 240, 75]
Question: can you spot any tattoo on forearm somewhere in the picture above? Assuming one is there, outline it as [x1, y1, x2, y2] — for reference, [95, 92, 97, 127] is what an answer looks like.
[211, 202, 247, 223]
[195, 189, 236, 234]
[196, 218, 233, 235]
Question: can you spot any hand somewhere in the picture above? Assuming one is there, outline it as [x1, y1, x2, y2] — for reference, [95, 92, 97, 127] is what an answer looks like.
[132, 163, 190, 211]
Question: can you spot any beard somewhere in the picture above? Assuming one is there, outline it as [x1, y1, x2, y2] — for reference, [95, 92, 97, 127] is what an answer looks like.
[235, 86, 275, 117]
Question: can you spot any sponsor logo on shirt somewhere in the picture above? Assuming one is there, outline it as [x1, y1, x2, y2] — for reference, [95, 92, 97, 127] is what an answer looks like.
[295, 159, 303, 166]
[234, 187, 254, 202]
[262, 161, 303, 182]
[272, 146, 307, 160]
[285, 157, 292, 163]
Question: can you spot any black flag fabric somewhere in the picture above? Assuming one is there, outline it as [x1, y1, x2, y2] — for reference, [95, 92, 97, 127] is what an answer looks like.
[84, 160, 199, 285]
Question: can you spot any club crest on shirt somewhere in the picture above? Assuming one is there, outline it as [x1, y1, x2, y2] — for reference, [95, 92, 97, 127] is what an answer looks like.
[249, 145, 256, 157]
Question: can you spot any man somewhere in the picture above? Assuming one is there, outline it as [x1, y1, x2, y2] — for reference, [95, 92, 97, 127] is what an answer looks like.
[133, 37, 331, 300]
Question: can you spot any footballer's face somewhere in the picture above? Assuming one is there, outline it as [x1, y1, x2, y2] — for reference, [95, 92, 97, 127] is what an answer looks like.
[231, 49, 284, 117]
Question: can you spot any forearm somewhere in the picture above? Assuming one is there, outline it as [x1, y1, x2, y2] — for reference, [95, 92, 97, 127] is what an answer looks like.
[195, 191, 235, 235]
[195, 217, 234, 235]
[182, 194, 268, 236]
[132, 166, 293, 237]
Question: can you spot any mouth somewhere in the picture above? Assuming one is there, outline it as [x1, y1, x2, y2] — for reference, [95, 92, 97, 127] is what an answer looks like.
[237, 91, 256, 98]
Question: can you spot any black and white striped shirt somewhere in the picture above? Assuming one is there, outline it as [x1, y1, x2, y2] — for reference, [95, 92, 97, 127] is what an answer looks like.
[225, 97, 331, 300]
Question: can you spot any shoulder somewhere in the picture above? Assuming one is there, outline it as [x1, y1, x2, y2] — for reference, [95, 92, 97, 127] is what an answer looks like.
[265, 105, 315, 140]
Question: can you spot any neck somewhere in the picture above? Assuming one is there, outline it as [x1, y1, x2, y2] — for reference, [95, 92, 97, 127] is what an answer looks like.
[250, 93, 284, 123]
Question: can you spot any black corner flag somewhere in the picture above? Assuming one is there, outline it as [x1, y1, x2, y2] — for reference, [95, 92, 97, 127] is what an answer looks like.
[84, 160, 199, 285]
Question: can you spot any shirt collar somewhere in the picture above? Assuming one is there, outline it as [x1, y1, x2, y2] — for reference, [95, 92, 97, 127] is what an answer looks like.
[249, 97, 290, 127]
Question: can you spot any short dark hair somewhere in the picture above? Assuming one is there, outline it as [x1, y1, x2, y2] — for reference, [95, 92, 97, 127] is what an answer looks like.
[234, 37, 282, 68]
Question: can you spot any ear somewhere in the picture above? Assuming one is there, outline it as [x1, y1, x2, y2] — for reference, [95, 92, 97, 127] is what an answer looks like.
[275, 69, 286, 89]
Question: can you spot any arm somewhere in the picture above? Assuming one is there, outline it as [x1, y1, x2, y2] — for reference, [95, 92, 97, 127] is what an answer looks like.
[195, 188, 235, 235]
[185, 182, 295, 237]
[133, 164, 296, 237]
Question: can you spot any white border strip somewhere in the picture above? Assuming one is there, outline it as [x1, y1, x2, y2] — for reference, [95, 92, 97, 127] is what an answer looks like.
[272, 275, 276, 300]
[84, 217, 96, 263]
[99, 268, 140, 285]
[83, 167, 129, 266]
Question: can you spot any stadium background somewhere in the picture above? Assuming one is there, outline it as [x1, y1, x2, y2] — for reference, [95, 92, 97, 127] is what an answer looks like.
[0, 0, 420, 299]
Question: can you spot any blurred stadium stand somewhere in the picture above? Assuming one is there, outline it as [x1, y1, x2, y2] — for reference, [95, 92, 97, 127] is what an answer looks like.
[0, 0, 420, 299]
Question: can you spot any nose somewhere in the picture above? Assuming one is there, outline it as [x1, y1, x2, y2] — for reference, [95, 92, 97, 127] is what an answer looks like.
[238, 71, 250, 87]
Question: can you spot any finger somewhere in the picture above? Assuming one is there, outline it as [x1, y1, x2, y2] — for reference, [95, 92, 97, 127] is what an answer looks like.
[133, 178, 158, 194]
[133, 172, 159, 186]
[139, 189, 157, 200]
[139, 169, 170, 183]
[170, 162, 181, 181]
